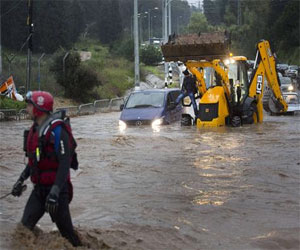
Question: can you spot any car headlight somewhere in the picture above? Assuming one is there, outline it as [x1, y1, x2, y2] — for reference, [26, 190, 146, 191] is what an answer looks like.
[119, 120, 127, 131]
[288, 85, 294, 91]
[152, 118, 163, 127]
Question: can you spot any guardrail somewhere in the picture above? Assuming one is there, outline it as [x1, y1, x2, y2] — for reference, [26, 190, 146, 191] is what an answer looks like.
[0, 109, 19, 121]
[78, 103, 95, 116]
[18, 109, 30, 120]
[94, 99, 110, 113]
[109, 97, 124, 111]
[0, 97, 124, 121]
[56, 106, 79, 117]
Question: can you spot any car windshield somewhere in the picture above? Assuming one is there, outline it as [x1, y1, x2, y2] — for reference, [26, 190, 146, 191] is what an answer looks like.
[125, 92, 165, 108]
[280, 77, 292, 85]
[289, 65, 298, 70]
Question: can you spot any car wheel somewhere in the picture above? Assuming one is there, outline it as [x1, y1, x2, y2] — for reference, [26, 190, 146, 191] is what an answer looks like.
[181, 114, 192, 126]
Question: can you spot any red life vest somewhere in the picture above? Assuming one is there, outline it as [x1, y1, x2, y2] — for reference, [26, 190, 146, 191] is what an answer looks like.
[26, 113, 77, 185]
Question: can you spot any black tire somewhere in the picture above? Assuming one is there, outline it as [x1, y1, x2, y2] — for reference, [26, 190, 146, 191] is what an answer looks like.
[181, 114, 192, 126]
[231, 116, 242, 127]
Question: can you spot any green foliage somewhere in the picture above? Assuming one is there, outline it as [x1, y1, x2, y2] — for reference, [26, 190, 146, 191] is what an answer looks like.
[50, 50, 101, 103]
[142, 65, 164, 80]
[96, 0, 123, 44]
[112, 38, 134, 61]
[199, 0, 299, 64]
[140, 45, 162, 66]
[187, 12, 213, 33]
[0, 97, 26, 111]
[95, 58, 134, 99]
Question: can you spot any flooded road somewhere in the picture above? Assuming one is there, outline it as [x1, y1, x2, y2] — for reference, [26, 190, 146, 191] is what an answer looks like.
[0, 112, 299, 249]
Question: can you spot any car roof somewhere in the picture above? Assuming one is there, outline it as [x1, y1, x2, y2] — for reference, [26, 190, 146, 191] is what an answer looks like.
[283, 92, 298, 96]
[131, 88, 180, 94]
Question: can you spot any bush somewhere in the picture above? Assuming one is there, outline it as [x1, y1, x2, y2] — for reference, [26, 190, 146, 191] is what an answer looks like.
[140, 45, 162, 66]
[0, 96, 26, 110]
[112, 38, 134, 61]
[50, 50, 101, 103]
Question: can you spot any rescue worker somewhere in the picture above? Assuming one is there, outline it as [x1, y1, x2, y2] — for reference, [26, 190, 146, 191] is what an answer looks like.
[11, 91, 81, 247]
[174, 68, 198, 116]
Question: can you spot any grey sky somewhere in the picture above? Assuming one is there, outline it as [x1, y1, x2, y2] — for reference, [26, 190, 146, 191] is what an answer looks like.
[186, 0, 202, 7]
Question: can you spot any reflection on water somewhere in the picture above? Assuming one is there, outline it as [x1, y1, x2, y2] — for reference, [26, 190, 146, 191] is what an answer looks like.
[0, 112, 300, 249]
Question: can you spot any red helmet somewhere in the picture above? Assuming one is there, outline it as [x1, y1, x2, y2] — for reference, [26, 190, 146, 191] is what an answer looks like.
[25, 91, 54, 117]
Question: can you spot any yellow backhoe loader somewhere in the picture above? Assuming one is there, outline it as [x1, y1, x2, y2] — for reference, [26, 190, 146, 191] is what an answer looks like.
[161, 32, 287, 127]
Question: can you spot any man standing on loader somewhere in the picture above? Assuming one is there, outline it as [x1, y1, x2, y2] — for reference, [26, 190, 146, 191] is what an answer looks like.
[174, 68, 198, 116]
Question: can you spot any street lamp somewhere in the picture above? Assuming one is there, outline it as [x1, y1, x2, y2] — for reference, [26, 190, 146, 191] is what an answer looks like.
[37, 53, 45, 90]
[131, 13, 145, 43]
[151, 15, 157, 38]
[145, 7, 159, 44]
[133, 0, 140, 88]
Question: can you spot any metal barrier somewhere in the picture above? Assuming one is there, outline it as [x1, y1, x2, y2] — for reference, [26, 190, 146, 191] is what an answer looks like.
[0, 109, 19, 121]
[94, 99, 110, 113]
[0, 97, 124, 122]
[18, 109, 30, 120]
[109, 97, 124, 111]
[56, 106, 79, 117]
[78, 103, 95, 115]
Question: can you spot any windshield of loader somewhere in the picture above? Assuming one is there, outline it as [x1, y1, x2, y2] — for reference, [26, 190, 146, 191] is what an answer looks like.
[227, 61, 249, 104]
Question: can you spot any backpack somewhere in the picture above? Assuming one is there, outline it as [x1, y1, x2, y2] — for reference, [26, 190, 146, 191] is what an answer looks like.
[39, 110, 78, 170]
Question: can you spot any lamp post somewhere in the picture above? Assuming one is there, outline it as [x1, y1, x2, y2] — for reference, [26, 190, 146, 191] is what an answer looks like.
[145, 7, 158, 44]
[37, 53, 45, 90]
[162, 0, 173, 87]
[151, 15, 157, 39]
[134, 0, 140, 88]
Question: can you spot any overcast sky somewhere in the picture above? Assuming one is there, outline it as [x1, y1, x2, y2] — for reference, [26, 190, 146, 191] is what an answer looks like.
[186, 0, 202, 7]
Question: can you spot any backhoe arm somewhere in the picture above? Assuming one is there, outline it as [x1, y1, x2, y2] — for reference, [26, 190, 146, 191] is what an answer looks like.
[249, 40, 287, 113]
[186, 60, 231, 101]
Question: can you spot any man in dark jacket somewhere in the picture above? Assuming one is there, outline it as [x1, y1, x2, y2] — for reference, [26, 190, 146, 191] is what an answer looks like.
[11, 91, 81, 247]
[174, 68, 198, 115]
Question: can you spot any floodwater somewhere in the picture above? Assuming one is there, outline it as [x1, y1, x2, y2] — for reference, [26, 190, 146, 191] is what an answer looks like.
[0, 112, 299, 250]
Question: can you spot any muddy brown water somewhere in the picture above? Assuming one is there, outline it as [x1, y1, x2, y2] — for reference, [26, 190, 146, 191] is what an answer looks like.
[0, 112, 299, 250]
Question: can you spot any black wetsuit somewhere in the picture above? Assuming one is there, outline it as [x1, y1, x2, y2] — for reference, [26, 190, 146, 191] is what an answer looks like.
[19, 124, 81, 247]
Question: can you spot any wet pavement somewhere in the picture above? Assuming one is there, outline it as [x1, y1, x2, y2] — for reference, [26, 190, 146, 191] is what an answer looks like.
[0, 112, 299, 249]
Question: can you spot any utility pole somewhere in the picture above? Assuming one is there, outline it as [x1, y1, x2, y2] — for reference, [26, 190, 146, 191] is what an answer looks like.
[168, 1, 171, 37]
[26, 0, 34, 93]
[134, 0, 140, 89]
[163, 0, 173, 88]
[147, 10, 151, 44]
[161, 0, 165, 41]
[0, 0, 2, 76]
[37, 53, 45, 90]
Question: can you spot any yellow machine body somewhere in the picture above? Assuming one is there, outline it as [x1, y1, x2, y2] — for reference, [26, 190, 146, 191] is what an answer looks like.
[196, 86, 229, 127]
[161, 33, 287, 127]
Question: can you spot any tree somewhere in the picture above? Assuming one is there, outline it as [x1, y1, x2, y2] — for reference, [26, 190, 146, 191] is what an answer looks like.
[1, 0, 28, 51]
[96, 0, 123, 44]
[50, 50, 101, 102]
[187, 12, 212, 33]
[140, 45, 162, 65]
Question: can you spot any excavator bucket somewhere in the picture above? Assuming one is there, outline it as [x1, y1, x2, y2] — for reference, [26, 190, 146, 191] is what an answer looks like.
[161, 31, 230, 62]
[263, 89, 286, 114]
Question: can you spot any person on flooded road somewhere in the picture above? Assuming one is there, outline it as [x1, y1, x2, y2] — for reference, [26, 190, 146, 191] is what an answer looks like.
[11, 91, 81, 247]
[173, 68, 198, 116]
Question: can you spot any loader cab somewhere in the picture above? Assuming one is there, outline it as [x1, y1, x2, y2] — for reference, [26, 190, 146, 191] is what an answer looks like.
[225, 57, 249, 106]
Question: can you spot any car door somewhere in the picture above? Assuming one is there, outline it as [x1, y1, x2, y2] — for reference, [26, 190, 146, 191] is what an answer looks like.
[169, 90, 182, 122]
[165, 92, 173, 123]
